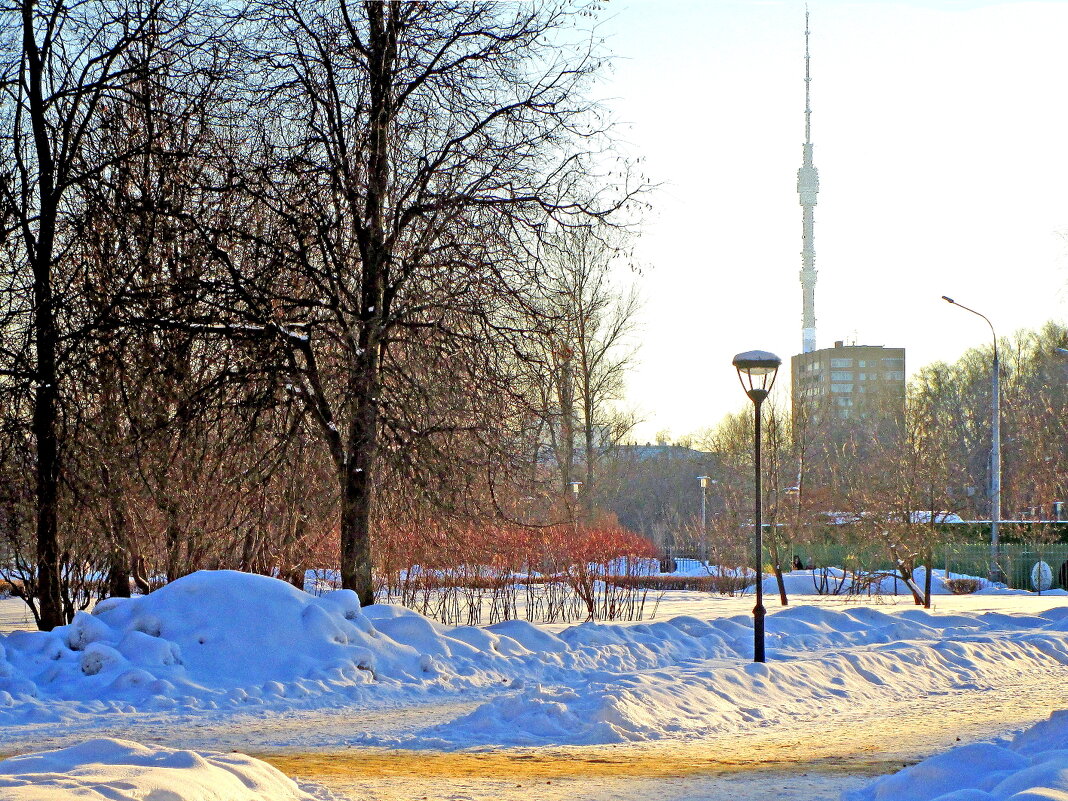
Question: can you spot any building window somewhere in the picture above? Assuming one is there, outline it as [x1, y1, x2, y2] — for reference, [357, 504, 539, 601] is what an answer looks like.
[830, 383, 853, 393]
[830, 358, 853, 368]
[831, 371, 852, 381]
[836, 397, 853, 407]
[882, 358, 904, 369]
[884, 371, 905, 381]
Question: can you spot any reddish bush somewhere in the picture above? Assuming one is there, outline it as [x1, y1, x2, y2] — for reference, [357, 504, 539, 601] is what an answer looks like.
[367, 517, 659, 624]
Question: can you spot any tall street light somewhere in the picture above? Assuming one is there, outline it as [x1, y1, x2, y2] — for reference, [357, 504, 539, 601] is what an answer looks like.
[942, 296, 1002, 583]
[697, 476, 712, 563]
[733, 349, 781, 663]
[568, 481, 583, 518]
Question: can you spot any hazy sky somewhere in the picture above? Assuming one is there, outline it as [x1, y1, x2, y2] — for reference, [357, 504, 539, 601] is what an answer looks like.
[595, 0, 1068, 442]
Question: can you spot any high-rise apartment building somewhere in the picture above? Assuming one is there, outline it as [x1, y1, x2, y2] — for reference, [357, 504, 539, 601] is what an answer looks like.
[791, 341, 906, 430]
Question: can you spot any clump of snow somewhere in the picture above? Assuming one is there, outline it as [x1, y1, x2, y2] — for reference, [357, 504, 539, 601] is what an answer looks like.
[0, 738, 312, 800]
[847, 709, 1068, 801]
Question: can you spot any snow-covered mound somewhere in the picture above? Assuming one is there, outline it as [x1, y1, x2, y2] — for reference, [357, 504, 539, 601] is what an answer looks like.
[0, 571, 525, 720]
[407, 608, 1068, 747]
[847, 709, 1068, 801]
[0, 738, 312, 800]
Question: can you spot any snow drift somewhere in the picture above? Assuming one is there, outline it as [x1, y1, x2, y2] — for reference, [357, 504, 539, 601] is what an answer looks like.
[848, 709, 1068, 801]
[0, 738, 312, 801]
[3, 570, 1068, 749]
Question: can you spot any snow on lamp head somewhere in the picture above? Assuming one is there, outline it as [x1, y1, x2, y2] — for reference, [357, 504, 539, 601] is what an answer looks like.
[732, 350, 782, 404]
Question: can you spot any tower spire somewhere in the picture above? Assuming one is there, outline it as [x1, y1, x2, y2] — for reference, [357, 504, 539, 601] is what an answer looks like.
[798, 7, 819, 354]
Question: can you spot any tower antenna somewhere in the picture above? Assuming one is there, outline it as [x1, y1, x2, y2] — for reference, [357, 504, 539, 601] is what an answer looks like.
[798, 7, 819, 354]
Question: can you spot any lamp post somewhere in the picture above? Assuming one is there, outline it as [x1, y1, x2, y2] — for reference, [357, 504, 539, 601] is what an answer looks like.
[732, 349, 781, 663]
[942, 296, 1002, 583]
[697, 476, 712, 563]
[568, 480, 582, 515]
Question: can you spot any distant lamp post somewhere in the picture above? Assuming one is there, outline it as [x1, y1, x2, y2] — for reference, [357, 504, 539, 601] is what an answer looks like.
[942, 296, 1002, 583]
[733, 349, 781, 663]
[698, 476, 713, 563]
[568, 481, 582, 516]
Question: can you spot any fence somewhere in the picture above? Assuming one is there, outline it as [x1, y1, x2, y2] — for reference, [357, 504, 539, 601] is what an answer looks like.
[665, 540, 1068, 592]
[794, 542, 1068, 591]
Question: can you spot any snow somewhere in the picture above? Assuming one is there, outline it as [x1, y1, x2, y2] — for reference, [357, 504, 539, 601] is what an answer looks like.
[847, 710, 1068, 801]
[0, 739, 312, 801]
[2, 569, 1068, 800]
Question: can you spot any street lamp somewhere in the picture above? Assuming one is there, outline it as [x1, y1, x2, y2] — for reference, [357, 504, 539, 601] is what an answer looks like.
[697, 476, 713, 564]
[942, 296, 1002, 583]
[732, 349, 781, 663]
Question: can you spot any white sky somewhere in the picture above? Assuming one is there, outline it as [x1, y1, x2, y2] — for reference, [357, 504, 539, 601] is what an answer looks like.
[596, 0, 1068, 442]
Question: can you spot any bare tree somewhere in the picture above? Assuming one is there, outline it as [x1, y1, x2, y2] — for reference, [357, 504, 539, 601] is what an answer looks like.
[207, 1, 639, 604]
[0, 0, 212, 627]
[535, 227, 641, 505]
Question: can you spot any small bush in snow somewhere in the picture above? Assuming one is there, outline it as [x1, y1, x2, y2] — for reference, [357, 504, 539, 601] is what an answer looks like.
[945, 578, 981, 594]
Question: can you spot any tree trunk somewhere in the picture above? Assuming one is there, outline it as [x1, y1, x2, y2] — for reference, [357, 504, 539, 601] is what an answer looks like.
[773, 562, 789, 606]
[335, 1, 394, 606]
[131, 555, 151, 595]
[24, 1, 63, 631]
[923, 549, 932, 609]
[32, 359, 63, 629]
[107, 549, 131, 598]
[340, 434, 376, 605]
[164, 499, 182, 583]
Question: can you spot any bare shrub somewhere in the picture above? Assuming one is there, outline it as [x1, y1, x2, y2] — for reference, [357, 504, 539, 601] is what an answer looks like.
[945, 578, 981, 594]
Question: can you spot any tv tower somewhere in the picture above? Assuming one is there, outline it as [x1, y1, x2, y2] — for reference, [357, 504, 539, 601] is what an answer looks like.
[797, 10, 819, 354]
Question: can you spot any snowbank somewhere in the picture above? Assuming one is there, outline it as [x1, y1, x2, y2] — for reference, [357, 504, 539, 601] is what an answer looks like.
[403, 605, 1068, 747]
[0, 570, 538, 722]
[0, 738, 312, 800]
[847, 709, 1068, 801]
[3, 570, 1068, 751]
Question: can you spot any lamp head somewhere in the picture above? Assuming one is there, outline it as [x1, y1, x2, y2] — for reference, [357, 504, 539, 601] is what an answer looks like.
[942, 295, 955, 305]
[733, 350, 781, 403]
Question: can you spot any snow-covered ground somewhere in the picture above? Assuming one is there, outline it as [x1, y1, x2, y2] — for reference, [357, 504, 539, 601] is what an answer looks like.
[0, 739, 313, 800]
[2, 570, 1068, 800]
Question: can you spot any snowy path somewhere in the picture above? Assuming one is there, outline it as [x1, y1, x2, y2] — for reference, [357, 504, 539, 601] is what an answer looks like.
[262, 657, 1068, 801]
